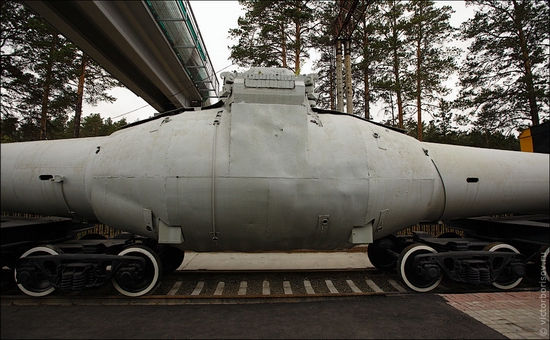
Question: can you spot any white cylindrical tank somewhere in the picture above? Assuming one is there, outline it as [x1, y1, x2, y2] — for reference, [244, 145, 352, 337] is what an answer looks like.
[1, 68, 548, 252]
[1, 137, 103, 220]
[425, 142, 549, 220]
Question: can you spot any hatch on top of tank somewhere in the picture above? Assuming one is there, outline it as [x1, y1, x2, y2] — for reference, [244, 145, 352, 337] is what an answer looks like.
[220, 67, 318, 107]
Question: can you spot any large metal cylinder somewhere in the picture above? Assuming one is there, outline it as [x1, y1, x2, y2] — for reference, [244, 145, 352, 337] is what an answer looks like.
[2, 68, 548, 252]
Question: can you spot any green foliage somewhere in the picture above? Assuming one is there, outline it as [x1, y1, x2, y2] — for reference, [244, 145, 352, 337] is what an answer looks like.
[369, 0, 411, 107]
[2, 112, 127, 142]
[1, 1, 77, 139]
[3, 0, 546, 150]
[310, 1, 338, 110]
[229, 0, 316, 74]
[422, 122, 520, 151]
[313, 1, 458, 134]
[400, 117, 520, 151]
[457, 0, 549, 133]
[405, 0, 459, 140]
[1, 0, 121, 141]
[80, 114, 127, 137]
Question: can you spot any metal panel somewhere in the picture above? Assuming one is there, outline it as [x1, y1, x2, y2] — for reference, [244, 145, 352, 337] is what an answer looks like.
[425, 142, 550, 220]
[229, 103, 307, 178]
[0, 138, 100, 219]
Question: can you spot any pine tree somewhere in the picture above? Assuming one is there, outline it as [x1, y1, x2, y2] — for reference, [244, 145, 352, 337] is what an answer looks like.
[1, 0, 121, 141]
[370, 0, 411, 128]
[457, 0, 549, 134]
[72, 52, 119, 138]
[351, 3, 389, 120]
[2, 1, 76, 140]
[405, 0, 459, 140]
[310, 1, 338, 110]
[229, 0, 315, 74]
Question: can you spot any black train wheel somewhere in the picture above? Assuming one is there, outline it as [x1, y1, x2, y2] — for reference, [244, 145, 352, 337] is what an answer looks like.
[483, 242, 523, 290]
[397, 243, 442, 292]
[14, 245, 63, 297]
[112, 245, 162, 297]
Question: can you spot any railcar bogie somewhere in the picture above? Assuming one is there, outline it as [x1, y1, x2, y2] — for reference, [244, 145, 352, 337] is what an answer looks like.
[3, 218, 182, 297]
[368, 214, 548, 292]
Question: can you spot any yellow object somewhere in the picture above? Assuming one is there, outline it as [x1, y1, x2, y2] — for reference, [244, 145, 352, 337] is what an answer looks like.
[519, 128, 533, 152]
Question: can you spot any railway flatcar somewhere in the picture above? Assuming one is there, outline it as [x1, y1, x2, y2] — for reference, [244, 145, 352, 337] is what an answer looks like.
[1, 68, 548, 296]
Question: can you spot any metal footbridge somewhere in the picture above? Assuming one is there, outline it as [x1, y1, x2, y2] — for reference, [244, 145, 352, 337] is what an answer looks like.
[23, 0, 219, 112]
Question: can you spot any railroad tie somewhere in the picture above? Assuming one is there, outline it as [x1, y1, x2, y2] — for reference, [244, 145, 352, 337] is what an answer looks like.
[388, 279, 408, 293]
[191, 281, 204, 295]
[283, 280, 293, 294]
[346, 279, 362, 293]
[238, 281, 247, 295]
[365, 278, 383, 293]
[262, 280, 270, 295]
[325, 280, 339, 294]
[214, 281, 225, 295]
[304, 280, 315, 294]
[167, 281, 183, 295]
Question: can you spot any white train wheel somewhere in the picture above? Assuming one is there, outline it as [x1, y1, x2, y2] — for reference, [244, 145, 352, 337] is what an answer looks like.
[484, 242, 523, 290]
[112, 245, 162, 297]
[397, 244, 442, 292]
[14, 245, 63, 297]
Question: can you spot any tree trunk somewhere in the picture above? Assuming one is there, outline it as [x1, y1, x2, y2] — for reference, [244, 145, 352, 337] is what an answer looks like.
[416, 7, 423, 141]
[512, 0, 539, 126]
[329, 55, 335, 110]
[392, 48, 403, 129]
[336, 40, 344, 112]
[39, 34, 58, 140]
[294, 18, 301, 74]
[363, 18, 370, 120]
[416, 43, 422, 140]
[74, 54, 88, 138]
[281, 22, 287, 68]
[391, 16, 404, 129]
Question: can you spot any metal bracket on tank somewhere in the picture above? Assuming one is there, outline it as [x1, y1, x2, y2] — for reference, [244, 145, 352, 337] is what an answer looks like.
[375, 209, 389, 232]
[142, 208, 154, 232]
[349, 221, 374, 244]
[317, 215, 330, 237]
[373, 132, 387, 150]
[157, 219, 184, 244]
[39, 174, 77, 217]
[213, 110, 222, 125]
[142, 208, 184, 243]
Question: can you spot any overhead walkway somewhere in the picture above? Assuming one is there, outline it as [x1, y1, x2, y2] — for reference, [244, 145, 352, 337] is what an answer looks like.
[23, 0, 219, 112]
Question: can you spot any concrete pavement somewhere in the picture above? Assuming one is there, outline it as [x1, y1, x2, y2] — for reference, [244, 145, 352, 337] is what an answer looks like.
[174, 249, 549, 339]
[442, 292, 549, 339]
[176, 247, 373, 271]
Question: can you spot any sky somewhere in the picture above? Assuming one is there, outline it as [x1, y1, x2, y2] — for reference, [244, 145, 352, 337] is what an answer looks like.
[83, 1, 474, 124]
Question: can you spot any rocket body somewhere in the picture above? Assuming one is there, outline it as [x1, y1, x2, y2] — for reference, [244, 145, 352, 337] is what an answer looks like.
[2, 68, 548, 251]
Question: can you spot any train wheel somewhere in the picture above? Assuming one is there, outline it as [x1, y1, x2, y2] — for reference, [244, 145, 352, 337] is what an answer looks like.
[112, 245, 162, 297]
[155, 245, 185, 275]
[483, 242, 523, 290]
[367, 235, 401, 271]
[14, 245, 63, 297]
[397, 244, 442, 292]
[143, 239, 185, 275]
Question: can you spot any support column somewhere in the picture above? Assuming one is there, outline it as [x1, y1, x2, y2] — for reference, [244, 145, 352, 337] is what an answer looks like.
[344, 40, 353, 115]
[335, 40, 344, 112]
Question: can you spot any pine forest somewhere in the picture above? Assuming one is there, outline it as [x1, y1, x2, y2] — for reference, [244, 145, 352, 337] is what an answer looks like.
[1, 0, 549, 150]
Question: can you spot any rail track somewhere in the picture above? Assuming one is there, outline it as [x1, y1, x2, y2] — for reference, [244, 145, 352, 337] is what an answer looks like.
[1, 266, 542, 305]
